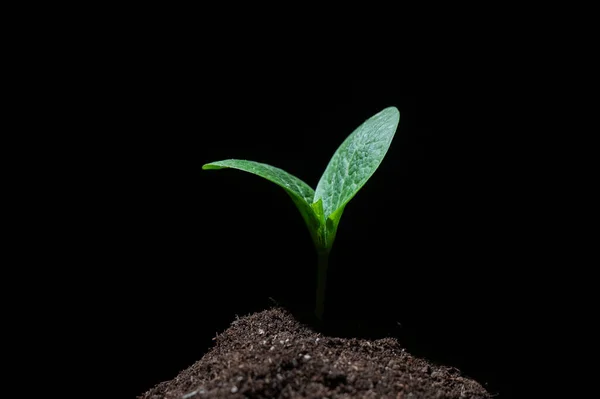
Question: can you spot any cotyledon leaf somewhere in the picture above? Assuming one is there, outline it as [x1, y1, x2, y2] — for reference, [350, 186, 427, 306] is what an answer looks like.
[314, 106, 400, 218]
[202, 159, 324, 248]
[203, 159, 314, 203]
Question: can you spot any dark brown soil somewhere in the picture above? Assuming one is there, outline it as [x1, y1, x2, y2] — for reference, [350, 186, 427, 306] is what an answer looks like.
[138, 307, 491, 399]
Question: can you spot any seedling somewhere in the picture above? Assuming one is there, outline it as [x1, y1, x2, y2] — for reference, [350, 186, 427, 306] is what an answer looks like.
[203, 106, 400, 320]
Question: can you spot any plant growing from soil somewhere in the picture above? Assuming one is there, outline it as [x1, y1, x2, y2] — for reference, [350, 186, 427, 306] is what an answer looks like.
[203, 106, 400, 321]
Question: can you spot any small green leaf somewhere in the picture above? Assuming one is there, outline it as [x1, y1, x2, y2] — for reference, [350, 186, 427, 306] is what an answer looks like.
[202, 159, 324, 250]
[324, 204, 346, 251]
[311, 198, 325, 225]
[203, 159, 314, 204]
[315, 106, 400, 218]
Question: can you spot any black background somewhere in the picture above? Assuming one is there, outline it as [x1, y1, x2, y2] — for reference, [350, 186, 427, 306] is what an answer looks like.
[99, 80, 534, 398]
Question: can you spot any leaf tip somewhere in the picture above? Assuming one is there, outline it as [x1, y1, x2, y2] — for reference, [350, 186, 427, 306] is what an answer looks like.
[384, 105, 400, 118]
[380, 106, 400, 130]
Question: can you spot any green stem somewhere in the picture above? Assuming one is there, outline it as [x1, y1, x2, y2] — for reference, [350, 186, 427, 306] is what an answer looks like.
[315, 249, 329, 321]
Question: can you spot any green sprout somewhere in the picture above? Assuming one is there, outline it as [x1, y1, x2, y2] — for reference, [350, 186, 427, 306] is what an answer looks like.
[203, 106, 400, 320]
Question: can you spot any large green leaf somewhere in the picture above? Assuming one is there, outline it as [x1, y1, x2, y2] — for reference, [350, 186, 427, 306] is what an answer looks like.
[314, 106, 400, 218]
